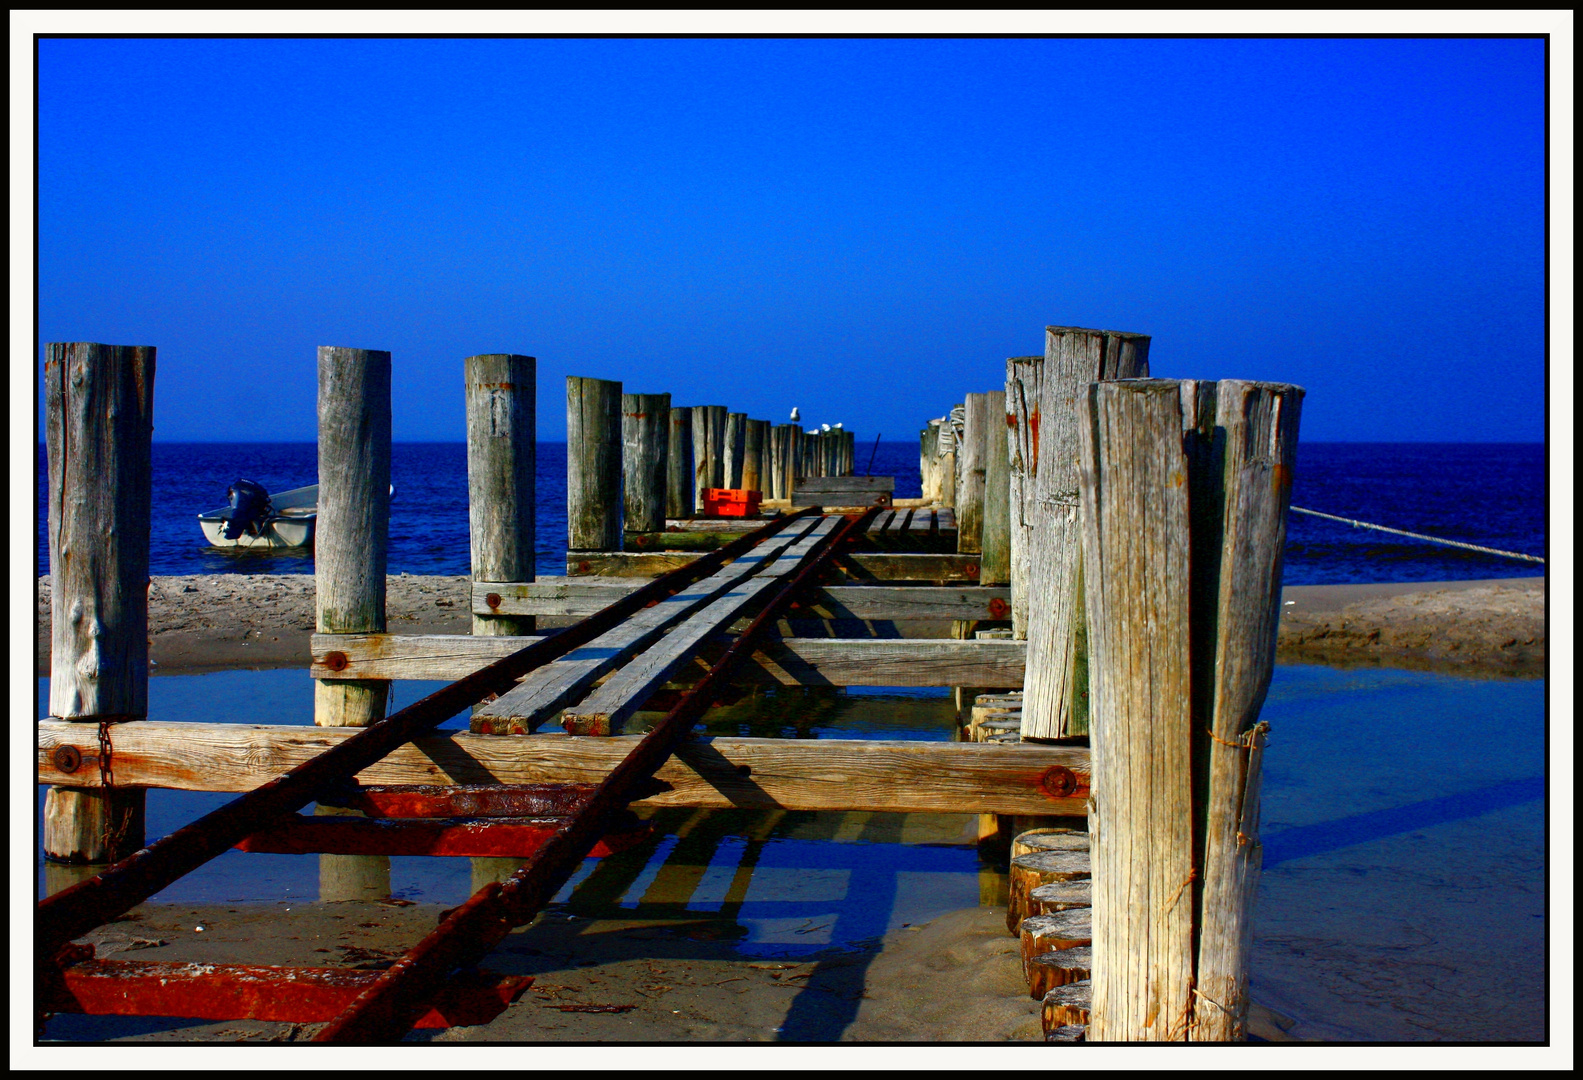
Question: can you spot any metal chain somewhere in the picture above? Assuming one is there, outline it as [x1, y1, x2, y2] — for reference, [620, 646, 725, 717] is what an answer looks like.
[97, 719, 115, 790]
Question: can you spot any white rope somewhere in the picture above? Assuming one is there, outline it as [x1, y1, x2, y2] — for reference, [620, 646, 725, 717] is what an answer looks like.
[1290, 506, 1544, 565]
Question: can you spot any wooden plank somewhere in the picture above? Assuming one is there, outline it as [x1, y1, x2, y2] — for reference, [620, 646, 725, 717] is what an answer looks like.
[886, 509, 913, 535]
[937, 507, 957, 533]
[868, 509, 895, 534]
[466, 353, 537, 637]
[564, 550, 982, 582]
[37, 722, 1089, 816]
[621, 392, 669, 534]
[561, 516, 843, 735]
[43, 341, 155, 864]
[473, 579, 1010, 620]
[791, 475, 895, 493]
[908, 507, 934, 536]
[567, 376, 623, 551]
[473, 518, 821, 733]
[311, 634, 1025, 686]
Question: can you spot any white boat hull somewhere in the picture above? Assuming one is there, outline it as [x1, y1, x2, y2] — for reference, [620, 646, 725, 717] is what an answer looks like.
[198, 483, 317, 550]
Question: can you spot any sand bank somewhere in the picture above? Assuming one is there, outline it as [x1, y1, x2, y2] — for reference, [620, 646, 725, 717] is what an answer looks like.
[34, 574, 1545, 678]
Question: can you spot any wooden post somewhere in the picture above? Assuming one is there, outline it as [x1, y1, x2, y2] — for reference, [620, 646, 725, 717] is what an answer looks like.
[466, 353, 536, 638]
[767, 425, 786, 500]
[723, 412, 747, 488]
[43, 342, 153, 864]
[622, 392, 669, 534]
[315, 345, 393, 900]
[567, 376, 623, 551]
[743, 418, 767, 494]
[667, 406, 694, 519]
[1005, 356, 1041, 638]
[938, 412, 959, 509]
[981, 389, 1011, 586]
[1022, 327, 1149, 741]
[920, 423, 938, 503]
[692, 405, 725, 511]
[957, 393, 989, 554]
[1079, 377, 1302, 1042]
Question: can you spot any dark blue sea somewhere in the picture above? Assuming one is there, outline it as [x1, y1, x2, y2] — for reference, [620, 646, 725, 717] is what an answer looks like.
[34, 442, 1545, 584]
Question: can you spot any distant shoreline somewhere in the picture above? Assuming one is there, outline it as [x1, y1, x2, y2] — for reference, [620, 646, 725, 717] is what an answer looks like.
[35, 574, 1543, 679]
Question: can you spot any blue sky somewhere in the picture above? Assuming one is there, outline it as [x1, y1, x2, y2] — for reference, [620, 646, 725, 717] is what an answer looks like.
[35, 36, 1548, 442]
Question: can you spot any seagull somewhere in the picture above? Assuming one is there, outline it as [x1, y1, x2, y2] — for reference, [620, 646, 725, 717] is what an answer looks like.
[833, 423, 843, 429]
[790, 406, 800, 422]
[821, 423, 831, 432]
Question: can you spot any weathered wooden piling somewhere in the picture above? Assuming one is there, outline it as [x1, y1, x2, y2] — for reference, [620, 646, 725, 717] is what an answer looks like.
[743, 418, 768, 494]
[1005, 357, 1041, 636]
[767, 424, 787, 499]
[567, 377, 623, 551]
[692, 405, 726, 510]
[981, 389, 1011, 586]
[622, 392, 670, 534]
[1022, 327, 1150, 741]
[667, 406, 694, 518]
[1079, 377, 1302, 1041]
[723, 411, 747, 488]
[466, 354, 536, 637]
[315, 345, 394, 900]
[957, 393, 989, 554]
[938, 411, 959, 508]
[43, 342, 154, 864]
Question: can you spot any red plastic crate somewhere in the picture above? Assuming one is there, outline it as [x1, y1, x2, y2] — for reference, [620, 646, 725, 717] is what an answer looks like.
[702, 488, 763, 517]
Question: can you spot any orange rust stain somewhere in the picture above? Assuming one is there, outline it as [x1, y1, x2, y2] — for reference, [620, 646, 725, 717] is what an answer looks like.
[1273, 462, 1293, 495]
[475, 382, 516, 391]
[1005, 412, 1017, 428]
[1029, 410, 1040, 473]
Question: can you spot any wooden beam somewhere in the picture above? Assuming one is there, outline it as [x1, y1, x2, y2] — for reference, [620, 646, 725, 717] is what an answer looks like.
[311, 634, 1026, 685]
[473, 578, 1010, 620]
[566, 550, 981, 581]
[38, 721, 1088, 815]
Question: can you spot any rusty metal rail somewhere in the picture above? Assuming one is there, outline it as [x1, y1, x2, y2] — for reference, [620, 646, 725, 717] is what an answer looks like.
[313, 508, 877, 1041]
[36, 509, 816, 962]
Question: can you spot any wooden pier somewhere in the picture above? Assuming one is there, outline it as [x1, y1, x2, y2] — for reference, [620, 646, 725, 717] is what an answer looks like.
[37, 327, 1300, 1043]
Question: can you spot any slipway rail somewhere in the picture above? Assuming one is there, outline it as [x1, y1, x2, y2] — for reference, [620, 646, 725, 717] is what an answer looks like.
[37, 508, 854, 1035]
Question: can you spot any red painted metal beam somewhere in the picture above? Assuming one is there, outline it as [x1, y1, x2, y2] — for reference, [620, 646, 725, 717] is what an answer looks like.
[316, 783, 599, 819]
[41, 957, 532, 1029]
[233, 814, 651, 858]
[314, 510, 877, 1042]
[36, 510, 816, 958]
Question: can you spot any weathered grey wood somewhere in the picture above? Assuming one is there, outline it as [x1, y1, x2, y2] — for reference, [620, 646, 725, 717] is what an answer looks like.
[473, 579, 1010, 621]
[1190, 379, 1303, 1042]
[767, 425, 787, 500]
[1029, 946, 1093, 999]
[956, 393, 989, 554]
[791, 475, 894, 508]
[938, 409, 959, 509]
[1078, 378, 1196, 1042]
[980, 389, 1011, 586]
[472, 518, 821, 734]
[1022, 327, 1149, 741]
[1041, 979, 1092, 1032]
[723, 412, 747, 488]
[868, 509, 895, 534]
[310, 633, 1027, 686]
[43, 341, 154, 863]
[621, 392, 670, 534]
[561, 549, 980, 581]
[909, 508, 933, 537]
[743, 418, 768, 493]
[315, 346, 392, 731]
[38, 721, 1089, 816]
[465, 353, 536, 638]
[666, 406, 695, 519]
[315, 345, 393, 899]
[567, 376, 623, 551]
[1005, 356, 1042, 637]
[562, 517, 842, 735]
[692, 405, 726, 510]
[920, 424, 936, 502]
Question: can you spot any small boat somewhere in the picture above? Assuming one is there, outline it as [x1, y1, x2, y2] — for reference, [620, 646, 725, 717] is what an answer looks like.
[198, 481, 317, 550]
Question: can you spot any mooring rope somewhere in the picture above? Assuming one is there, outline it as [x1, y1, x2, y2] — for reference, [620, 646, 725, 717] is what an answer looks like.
[1289, 506, 1545, 565]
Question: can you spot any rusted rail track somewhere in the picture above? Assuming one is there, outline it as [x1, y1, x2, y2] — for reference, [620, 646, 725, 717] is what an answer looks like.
[313, 507, 876, 1041]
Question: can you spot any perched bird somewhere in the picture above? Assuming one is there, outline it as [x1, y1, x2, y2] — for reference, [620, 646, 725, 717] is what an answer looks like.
[821, 423, 831, 432]
[790, 406, 800, 422]
[833, 422, 843, 429]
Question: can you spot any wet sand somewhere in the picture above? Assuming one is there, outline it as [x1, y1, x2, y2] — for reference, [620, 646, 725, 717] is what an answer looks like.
[33, 574, 1546, 677]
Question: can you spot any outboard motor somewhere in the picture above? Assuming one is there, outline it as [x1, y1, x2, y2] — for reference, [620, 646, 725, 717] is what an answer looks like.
[222, 479, 272, 539]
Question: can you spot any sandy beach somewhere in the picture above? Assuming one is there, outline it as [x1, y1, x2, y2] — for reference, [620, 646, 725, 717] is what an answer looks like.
[34, 573, 1546, 678]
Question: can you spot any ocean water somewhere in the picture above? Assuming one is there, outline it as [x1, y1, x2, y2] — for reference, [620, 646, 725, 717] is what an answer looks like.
[34, 441, 1545, 585]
